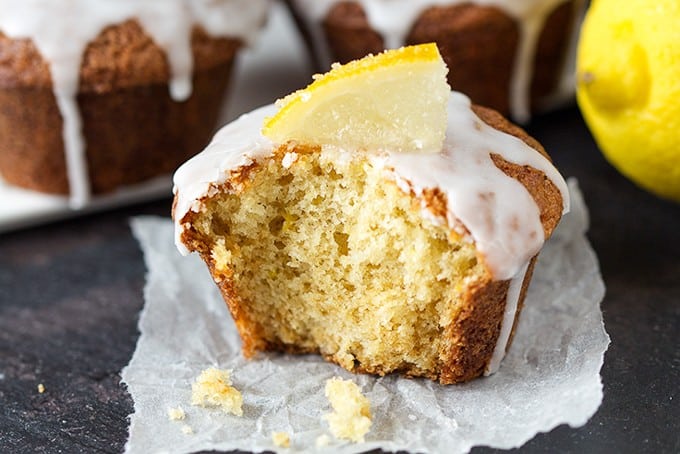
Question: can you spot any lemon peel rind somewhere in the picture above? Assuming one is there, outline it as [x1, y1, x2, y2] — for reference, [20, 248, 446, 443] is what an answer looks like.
[271, 43, 442, 110]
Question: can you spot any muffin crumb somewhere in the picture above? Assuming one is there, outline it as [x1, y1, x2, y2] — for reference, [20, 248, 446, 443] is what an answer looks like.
[191, 367, 243, 416]
[181, 424, 194, 435]
[315, 434, 331, 447]
[167, 406, 186, 421]
[323, 377, 371, 443]
[272, 431, 290, 448]
[37, 383, 45, 394]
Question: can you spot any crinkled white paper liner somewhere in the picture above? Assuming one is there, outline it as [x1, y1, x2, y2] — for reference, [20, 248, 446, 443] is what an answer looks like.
[123, 178, 608, 454]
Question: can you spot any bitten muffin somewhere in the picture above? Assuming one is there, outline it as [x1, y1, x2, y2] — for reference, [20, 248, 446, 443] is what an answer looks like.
[0, 0, 270, 207]
[286, 0, 585, 122]
[172, 88, 569, 384]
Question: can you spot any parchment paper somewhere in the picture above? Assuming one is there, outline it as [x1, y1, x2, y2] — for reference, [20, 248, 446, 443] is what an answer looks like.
[123, 178, 609, 454]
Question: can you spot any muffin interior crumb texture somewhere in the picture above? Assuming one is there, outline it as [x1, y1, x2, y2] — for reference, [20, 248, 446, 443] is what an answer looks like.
[189, 145, 486, 379]
[323, 377, 372, 443]
[190, 367, 243, 416]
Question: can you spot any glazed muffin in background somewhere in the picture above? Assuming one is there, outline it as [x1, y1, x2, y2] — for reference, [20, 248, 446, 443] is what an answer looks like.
[285, 0, 585, 122]
[172, 45, 569, 384]
[0, 0, 270, 207]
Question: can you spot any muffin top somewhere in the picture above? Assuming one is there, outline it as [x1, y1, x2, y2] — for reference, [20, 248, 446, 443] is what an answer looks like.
[0, 0, 270, 94]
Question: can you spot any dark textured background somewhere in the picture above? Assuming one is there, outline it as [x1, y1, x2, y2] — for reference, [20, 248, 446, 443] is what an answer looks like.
[1, 106, 678, 453]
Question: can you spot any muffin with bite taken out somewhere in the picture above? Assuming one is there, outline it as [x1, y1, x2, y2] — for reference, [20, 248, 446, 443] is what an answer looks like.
[172, 44, 569, 384]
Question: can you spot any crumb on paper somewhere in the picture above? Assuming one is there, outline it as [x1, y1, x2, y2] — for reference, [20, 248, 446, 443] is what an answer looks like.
[191, 367, 243, 416]
[323, 377, 372, 443]
[167, 406, 186, 421]
[315, 434, 331, 447]
[272, 431, 290, 448]
[37, 383, 45, 394]
[181, 424, 193, 435]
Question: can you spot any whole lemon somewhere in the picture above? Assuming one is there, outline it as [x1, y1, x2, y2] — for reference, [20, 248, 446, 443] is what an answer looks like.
[576, 0, 680, 202]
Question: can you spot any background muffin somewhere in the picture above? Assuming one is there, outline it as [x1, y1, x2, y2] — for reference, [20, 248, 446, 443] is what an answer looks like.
[0, 0, 270, 207]
[286, 0, 585, 122]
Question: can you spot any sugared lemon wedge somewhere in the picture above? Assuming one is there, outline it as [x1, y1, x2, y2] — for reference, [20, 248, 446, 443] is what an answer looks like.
[262, 43, 450, 154]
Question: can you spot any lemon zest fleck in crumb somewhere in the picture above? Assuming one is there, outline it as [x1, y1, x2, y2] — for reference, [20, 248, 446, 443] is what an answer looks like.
[191, 367, 243, 416]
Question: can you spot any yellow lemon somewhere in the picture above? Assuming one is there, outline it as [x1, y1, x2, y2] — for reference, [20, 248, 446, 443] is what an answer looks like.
[576, 0, 680, 202]
[262, 43, 450, 154]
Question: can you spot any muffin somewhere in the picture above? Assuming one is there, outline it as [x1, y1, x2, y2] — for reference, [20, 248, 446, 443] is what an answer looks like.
[286, 0, 585, 122]
[172, 46, 569, 384]
[0, 0, 270, 207]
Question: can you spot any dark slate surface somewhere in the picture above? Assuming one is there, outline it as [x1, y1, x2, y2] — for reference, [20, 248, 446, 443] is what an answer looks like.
[0, 106, 678, 453]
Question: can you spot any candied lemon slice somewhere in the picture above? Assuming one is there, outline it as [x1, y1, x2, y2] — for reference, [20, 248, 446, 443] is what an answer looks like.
[262, 43, 450, 154]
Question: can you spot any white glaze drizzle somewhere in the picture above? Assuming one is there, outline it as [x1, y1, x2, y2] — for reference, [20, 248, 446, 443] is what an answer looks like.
[536, 0, 586, 111]
[384, 92, 569, 279]
[486, 261, 529, 375]
[0, 0, 270, 208]
[290, 0, 584, 122]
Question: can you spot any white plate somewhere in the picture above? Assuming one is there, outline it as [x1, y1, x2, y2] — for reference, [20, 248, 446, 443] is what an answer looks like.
[0, 2, 311, 234]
